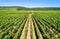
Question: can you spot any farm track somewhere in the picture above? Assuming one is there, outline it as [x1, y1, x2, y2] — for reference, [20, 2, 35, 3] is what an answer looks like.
[27, 14, 31, 39]
[20, 18, 28, 39]
[20, 13, 37, 39]
[31, 18, 36, 39]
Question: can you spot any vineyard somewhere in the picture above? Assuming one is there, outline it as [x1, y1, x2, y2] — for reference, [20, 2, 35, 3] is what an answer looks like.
[0, 10, 60, 39]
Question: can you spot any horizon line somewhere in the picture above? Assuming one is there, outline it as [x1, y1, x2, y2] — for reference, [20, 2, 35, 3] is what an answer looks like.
[0, 5, 60, 8]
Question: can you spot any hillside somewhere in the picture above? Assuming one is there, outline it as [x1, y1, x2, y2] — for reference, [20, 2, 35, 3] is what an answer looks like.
[0, 6, 60, 10]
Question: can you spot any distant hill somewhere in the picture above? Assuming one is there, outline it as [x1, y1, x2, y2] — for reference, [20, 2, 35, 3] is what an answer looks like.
[31, 7, 60, 10]
[0, 6, 60, 10]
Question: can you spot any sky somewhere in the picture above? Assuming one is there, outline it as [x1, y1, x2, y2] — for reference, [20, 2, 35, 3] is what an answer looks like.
[0, 0, 60, 8]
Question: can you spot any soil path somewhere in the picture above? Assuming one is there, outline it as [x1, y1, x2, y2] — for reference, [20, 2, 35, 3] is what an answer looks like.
[31, 18, 36, 39]
[20, 12, 40, 39]
[20, 18, 28, 39]
[27, 14, 31, 39]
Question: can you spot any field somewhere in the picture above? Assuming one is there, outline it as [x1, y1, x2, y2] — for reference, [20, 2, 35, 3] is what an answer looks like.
[0, 9, 60, 39]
